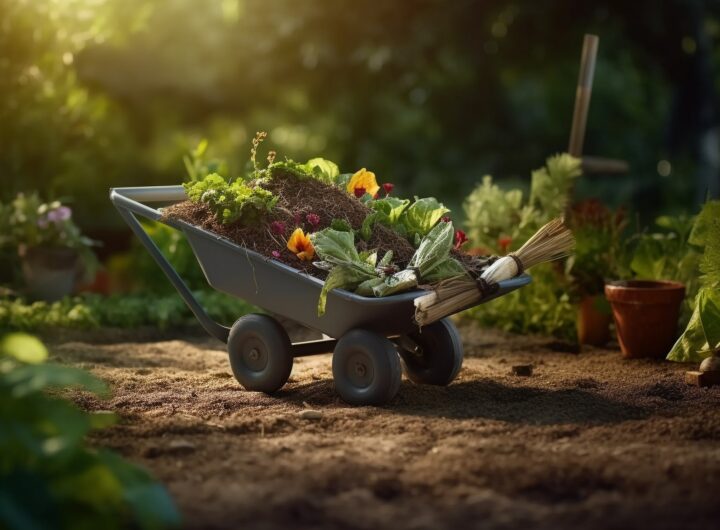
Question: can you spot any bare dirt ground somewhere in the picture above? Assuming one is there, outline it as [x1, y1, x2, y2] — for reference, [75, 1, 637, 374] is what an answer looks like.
[50, 322, 720, 530]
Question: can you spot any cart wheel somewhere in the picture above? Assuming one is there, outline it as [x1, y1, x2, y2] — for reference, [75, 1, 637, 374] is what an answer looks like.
[398, 318, 463, 386]
[227, 314, 293, 393]
[332, 330, 401, 406]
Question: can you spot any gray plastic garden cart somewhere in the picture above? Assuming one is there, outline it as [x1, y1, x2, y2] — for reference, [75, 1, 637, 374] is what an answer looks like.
[110, 186, 531, 405]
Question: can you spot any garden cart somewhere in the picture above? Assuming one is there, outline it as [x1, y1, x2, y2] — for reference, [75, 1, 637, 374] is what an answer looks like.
[110, 186, 531, 405]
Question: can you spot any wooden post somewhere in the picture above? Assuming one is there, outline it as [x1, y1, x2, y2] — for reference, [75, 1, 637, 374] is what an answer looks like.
[568, 34, 599, 157]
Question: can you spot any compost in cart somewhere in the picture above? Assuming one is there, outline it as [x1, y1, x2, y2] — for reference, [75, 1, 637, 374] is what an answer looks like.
[162, 132, 574, 322]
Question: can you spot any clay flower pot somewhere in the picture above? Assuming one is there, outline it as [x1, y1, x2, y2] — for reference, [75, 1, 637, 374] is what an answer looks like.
[577, 294, 612, 347]
[19, 245, 79, 302]
[605, 280, 685, 359]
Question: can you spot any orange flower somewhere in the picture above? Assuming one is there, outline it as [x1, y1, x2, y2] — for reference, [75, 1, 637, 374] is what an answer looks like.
[287, 228, 315, 261]
[346, 168, 380, 198]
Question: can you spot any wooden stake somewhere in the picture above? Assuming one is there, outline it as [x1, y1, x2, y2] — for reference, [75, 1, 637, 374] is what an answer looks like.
[568, 34, 599, 157]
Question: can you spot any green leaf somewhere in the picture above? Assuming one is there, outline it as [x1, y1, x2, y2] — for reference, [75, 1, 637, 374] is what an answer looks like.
[329, 218, 352, 232]
[689, 201, 720, 247]
[668, 288, 720, 362]
[310, 228, 361, 265]
[5, 363, 107, 398]
[0, 333, 48, 364]
[630, 238, 666, 279]
[399, 197, 450, 241]
[317, 265, 373, 315]
[370, 197, 410, 224]
[305, 158, 340, 183]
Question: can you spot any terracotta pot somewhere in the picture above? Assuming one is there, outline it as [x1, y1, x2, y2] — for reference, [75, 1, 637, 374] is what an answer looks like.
[19, 245, 78, 302]
[604, 280, 685, 359]
[577, 294, 612, 346]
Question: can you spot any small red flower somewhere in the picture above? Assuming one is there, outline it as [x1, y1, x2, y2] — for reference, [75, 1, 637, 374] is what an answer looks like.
[382, 182, 394, 196]
[270, 221, 287, 235]
[498, 235, 512, 255]
[354, 186, 367, 198]
[271, 250, 281, 259]
[373, 192, 379, 199]
[306, 213, 320, 229]
[454, 229, 468, 250]
[441, 216, 451, 223]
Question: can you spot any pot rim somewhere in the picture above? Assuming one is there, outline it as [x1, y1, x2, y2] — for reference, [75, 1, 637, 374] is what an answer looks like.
[605, 279, 685, 292]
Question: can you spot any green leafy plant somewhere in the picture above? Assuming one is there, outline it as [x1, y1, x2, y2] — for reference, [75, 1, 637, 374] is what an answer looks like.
[668, 201, 720, 362]
[627, 213, 701, 322]
[0, 332, 180, 530]
[0, 292, 255, 331]
[462, 154, 581, 340]
[565, 199, 628, 297]
[183, 173, 277, 225]
[0, 193, 99, 278]
[362, 196, 448, 246]
[464, 153, 581, 253]
[183, 139, 230, 182]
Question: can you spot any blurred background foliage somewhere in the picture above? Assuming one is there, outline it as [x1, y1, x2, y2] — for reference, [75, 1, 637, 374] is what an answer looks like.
[2, 0, 719, 232]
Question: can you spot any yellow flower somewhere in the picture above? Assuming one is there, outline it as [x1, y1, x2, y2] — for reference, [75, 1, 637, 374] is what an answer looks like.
[346, 168, 380, 198]
[287, 228, 315, 261]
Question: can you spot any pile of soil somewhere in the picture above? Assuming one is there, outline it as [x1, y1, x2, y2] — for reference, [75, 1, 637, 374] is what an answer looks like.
[162, 172, 418, 277]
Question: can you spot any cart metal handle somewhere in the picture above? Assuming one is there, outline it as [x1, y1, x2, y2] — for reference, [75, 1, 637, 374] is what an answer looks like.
[110, 186, 231, 342]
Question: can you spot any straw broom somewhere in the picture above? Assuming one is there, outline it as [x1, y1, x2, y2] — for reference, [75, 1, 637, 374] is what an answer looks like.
[414, 218, 574, 326]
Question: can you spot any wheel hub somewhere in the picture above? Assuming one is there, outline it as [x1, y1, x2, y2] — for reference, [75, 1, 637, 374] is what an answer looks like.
[242, 339, 268, 371]
[346, 352, 373, 388]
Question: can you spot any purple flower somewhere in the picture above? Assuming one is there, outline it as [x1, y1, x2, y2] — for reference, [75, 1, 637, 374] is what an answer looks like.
[271, 250, 281, 259]
[270, 221, 287, 235]
[47, 206, 72, 224]
[306, 213, 320, 229]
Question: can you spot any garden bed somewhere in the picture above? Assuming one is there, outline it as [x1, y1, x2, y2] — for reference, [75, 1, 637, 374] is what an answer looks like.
[55, 323, 720, 530]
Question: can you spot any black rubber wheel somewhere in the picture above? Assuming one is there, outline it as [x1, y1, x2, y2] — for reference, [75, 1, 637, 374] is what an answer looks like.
[227, 314, 293, 393]
[332, 330, 402, 406]
[398, 318, 463, 386]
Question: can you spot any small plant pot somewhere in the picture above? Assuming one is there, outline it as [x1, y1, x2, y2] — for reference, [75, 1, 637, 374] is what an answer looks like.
[19, 245, 79, 302]
[577, 294, 612, 346]
[605, 280, 685, 359]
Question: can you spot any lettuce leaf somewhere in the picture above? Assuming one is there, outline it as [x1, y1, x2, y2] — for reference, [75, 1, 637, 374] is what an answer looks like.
[668, 288, 720, 362]
[399, 197, 449, 242]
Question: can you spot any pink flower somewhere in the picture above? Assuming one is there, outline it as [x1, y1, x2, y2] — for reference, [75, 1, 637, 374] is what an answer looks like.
[270, 221, 287, 235]
[271, 250, 281, 259]
[353, 186, 367, 198]
[306, 213, 320, 229]
[382, 183, 394, 196]
[454, 229, 468, 250]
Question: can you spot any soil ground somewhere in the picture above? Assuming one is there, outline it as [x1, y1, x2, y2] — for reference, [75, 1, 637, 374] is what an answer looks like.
[51, 321, 720, 530]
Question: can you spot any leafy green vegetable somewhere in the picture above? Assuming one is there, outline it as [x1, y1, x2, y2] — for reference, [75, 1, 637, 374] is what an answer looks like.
[0, 333, 181, 530]
[305, 158, 340, 184]
[267, 157, 341, 185]
[667, 202, 720, 362]
[371, 197, 410, 224]
[372, 222, 466, 296]
[668, 288, 720, 362]
[183, 173, 277, 225]
[310, 229, 378, 315]
[399, 197, 450, 243]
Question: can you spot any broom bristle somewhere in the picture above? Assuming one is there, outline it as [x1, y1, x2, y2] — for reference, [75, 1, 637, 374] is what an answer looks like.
[414, 218, 574, 326]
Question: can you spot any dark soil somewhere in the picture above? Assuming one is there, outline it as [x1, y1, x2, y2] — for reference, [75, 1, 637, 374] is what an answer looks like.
[54, 322, 720, 530]
[162, 174, 417, 277]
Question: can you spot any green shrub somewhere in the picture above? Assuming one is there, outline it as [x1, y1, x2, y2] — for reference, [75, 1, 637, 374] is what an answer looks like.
[0, 292, 255, 332]
[0, 333, 180, 529]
